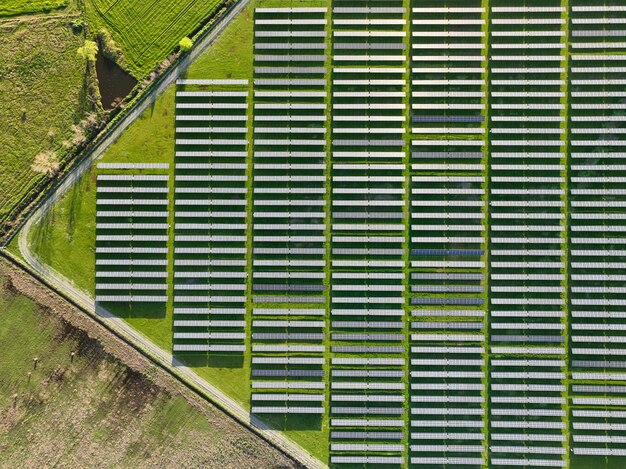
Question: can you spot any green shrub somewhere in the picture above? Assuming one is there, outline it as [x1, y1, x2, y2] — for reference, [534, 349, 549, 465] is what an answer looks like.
[77, 40, 98, 62]
[70, 19, 85, 33]
[179, 36, 193, 52]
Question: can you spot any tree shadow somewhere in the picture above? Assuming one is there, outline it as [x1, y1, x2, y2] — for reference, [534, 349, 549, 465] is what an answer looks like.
[208, 353, 244, 368]
[173, 352, 208, 367]
[66, 167, 91, 238]
[75, 62, 92, 120]
[30, 206, 55, 258]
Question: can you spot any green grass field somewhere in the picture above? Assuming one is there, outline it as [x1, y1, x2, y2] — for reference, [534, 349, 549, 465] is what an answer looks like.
[85, 0, 225, 78]
[0, 0, 227, 235]
[0, 261, 295, 468]
[0, 0, 70, 17]
[0, 14, 90, 229]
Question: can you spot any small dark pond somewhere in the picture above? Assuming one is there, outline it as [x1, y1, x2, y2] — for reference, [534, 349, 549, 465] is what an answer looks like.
[95, 48, 137, 110]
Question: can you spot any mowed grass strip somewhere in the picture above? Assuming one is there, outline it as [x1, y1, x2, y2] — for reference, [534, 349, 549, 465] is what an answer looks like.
[0, 15, 89, 226]
[0, 0, 70, 17]
[85, 0, 224, 77]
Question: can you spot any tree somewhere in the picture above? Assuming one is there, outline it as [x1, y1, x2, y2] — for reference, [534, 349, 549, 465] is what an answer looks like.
[70, 19, 85, 33]
[77, 40, 98, 62]
[179, 37, 193, 52]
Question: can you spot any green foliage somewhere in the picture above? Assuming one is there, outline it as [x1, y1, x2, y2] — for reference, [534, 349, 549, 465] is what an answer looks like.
[97, 28, 126, 67]
[179, 36, 193, 52]
[77, 39, 98, 62]
[85, 0, 222, 77]
[0, 0, 69, 18]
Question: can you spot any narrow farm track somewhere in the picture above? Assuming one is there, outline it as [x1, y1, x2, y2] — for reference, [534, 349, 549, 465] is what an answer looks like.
[11, 1, 326, 467]
[0, 12, 79, 25]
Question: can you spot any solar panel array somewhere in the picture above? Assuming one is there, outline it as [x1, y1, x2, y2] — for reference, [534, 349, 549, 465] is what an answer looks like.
[410, 2, 487, 466]
[330, 1, 407, 465]
[569, 2, 626, 460]
[95, 169, 170, 304]
[488, 2, 568, 467]
[250, 7, 327, 416]
[90, 1, 626, 466]
[173, 80, 249, 353]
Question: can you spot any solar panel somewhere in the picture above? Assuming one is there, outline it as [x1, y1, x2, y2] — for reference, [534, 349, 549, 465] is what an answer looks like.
[251, 406, 324, 414]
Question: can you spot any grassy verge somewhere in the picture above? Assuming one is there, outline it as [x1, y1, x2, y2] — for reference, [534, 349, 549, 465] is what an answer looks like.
[481, 0, 491, 465]
[561, 0, 572, 464]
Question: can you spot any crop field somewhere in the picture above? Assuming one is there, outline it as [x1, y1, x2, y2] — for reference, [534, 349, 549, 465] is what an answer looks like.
[15, 0, 626, 467]
[0, 14, 89, 231]
[85, 0, 225, 77]
[0, 0, 70, 17]
[0, 260, 296, 468]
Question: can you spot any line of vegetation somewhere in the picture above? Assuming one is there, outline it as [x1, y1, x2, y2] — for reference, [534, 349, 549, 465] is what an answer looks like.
[96, 27, 125, 68]
[0, 0, 69, 18]
[77, 38, 103, 107]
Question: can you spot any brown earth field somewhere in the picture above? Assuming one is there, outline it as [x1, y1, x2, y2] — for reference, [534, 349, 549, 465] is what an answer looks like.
[0, 257, 300, 469]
